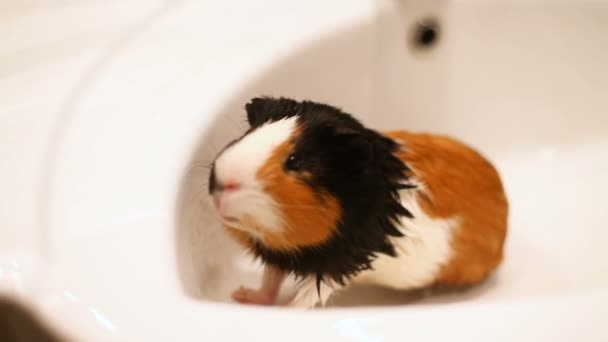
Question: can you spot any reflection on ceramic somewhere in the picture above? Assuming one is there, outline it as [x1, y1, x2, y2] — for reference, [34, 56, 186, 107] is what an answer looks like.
[1, 0, 607, 341]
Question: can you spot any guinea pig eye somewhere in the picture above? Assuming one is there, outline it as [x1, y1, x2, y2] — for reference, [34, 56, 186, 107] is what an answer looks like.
[285, 153, 303, 171]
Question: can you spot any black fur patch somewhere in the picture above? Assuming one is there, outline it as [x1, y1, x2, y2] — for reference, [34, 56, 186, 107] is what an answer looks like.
[240, 96, 416, 287]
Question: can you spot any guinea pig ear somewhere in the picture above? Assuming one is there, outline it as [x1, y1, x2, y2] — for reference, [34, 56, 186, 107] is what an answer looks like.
[245, 97, 272, 128]
[335, 126, 373, 160]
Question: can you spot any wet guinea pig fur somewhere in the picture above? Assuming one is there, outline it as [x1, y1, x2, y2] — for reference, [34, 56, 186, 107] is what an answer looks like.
[208, 96, 508, 308]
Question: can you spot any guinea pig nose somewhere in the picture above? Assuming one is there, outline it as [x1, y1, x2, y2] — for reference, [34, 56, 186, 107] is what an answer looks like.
[223, 181, 241, 192]
[214, 180, 241, 193]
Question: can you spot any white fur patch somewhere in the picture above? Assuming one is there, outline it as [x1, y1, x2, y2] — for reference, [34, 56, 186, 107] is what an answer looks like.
[287, 276, 338, 308]
[213, 116, 298, 233]
[354, 189, 458, 290]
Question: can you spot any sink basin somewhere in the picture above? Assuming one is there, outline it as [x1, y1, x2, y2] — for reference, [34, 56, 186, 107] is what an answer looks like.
[1, 0, 607, 341]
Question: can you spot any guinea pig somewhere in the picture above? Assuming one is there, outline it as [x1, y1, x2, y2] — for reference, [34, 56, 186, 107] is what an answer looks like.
[208, 96, 508, 308]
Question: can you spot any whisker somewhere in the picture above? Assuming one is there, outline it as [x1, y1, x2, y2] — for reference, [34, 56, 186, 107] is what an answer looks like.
[237, 190, 335, 212]
[183, 163, 214, 178]
[275, 203, 333, 211]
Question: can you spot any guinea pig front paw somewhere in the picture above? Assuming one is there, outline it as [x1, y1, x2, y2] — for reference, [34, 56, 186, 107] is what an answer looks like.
[231, 286, 276, 306]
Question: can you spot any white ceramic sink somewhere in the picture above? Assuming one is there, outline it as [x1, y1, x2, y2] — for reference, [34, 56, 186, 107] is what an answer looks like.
[1, 0, 607, 341]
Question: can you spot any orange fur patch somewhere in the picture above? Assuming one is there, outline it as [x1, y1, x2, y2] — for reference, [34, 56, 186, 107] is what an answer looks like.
[385, 131, 509, 287]
[226, 127, 342, 252]
[255, 139, 342, 251]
